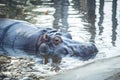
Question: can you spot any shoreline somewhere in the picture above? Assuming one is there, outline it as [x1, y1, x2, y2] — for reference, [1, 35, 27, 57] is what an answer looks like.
[46, 56, 120, 80]
[0, 53, 120, 80]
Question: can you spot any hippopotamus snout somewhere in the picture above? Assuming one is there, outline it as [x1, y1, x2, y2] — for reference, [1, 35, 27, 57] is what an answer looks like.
[68, 43, 98, 60]
[53, 43, 98, 60]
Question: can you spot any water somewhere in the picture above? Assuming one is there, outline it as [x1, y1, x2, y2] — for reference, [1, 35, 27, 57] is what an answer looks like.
[0, 0, 120, 76]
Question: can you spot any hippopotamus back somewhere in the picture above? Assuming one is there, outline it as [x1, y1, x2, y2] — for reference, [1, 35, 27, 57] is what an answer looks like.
[0, 18, 45, 50]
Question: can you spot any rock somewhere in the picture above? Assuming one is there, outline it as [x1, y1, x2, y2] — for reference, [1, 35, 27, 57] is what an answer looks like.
[0, 73, 7, 80]
[0, 54, 55, 80]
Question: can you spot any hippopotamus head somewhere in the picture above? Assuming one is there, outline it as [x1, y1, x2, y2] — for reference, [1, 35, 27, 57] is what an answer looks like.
[38, 32, 98, 64]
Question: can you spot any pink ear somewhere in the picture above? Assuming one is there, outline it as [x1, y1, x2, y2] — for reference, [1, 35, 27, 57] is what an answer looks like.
[42, 33, 50, 42]
[36, 34, 49, 47]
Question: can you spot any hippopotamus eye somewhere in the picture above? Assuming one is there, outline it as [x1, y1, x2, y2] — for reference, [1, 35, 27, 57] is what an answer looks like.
[53, 36, 62, 45]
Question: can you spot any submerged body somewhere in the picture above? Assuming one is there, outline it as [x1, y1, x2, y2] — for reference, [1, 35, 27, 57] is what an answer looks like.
[0, 18, 98, 65]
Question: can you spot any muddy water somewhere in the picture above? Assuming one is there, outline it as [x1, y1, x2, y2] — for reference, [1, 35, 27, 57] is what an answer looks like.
[0, 0, 120, 79]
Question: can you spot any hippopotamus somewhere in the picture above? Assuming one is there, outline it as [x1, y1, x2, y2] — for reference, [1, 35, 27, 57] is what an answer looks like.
[0, 18, 98, 66]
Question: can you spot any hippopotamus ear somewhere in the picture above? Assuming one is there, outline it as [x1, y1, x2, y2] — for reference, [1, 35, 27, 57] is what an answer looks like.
[63, 33, 72, 39]
[53, 36, 63, 45]
[42, 33, 51, 42]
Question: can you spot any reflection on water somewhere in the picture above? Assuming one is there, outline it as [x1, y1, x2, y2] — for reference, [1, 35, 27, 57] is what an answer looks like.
[72, 0, 80, 11]
[98, 0, 104, 35]
[111, 0, 118, 46]
[82, 0, 96, 43]
[52, 0, 69, 33]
